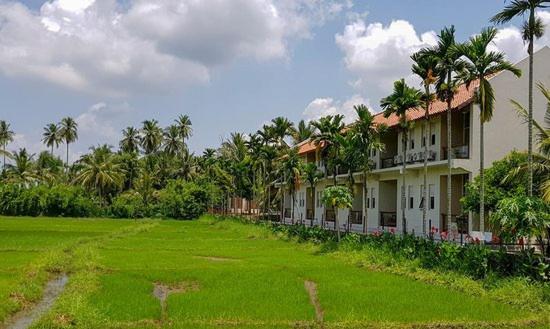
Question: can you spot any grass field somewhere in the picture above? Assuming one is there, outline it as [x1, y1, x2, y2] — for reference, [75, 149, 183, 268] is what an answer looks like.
[0, 216, 546, 329]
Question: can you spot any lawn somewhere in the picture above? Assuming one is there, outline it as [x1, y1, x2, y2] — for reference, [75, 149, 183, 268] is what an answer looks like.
[0, 216, 545, 329]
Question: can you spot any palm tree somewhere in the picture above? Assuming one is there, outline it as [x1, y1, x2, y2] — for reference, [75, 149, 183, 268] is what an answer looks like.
[292, 120, 315, 145]
[381, 79, 423, 234]
[163, 125, 185, 157]
[175, 114, 193, 147]
[270, 117, 294, 149]
[491, 0, 549, 197]
[423, 26, 465, 234]
[5, 148, 37, 185]
[42, 123, 60, 155]
[74, 145, 125, 202]
[412, 50, 438, 235]
[279, 148, 303, 224]
[349, 105, 386, 233]
[0, 120, 15, 171]
[311, 115, 345, 185]
[140, 120, 163, 155]
[35, 151, 63, 185]
[59, 117, 78, 167]
[120, 127, 140, 153]
[303, 162, 323, 225]
[455, 27, 522, 232]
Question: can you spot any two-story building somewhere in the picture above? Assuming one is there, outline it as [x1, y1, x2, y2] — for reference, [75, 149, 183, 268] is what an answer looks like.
[281, 46, 550, 238]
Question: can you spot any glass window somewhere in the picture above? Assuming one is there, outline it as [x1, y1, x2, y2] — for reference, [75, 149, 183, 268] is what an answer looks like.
[429, 184, 435, 210]
[371, 188, 375, 209]
[430, 123, 436, 145]
[408, 185, 414, 209]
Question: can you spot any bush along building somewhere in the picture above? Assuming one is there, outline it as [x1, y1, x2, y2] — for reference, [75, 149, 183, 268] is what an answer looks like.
[278, 47, 550, 242]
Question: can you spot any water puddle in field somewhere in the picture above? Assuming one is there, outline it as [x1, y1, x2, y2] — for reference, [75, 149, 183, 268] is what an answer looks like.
[5, 274, 68, 329]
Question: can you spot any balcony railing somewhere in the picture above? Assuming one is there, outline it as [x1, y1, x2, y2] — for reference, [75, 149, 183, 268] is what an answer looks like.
[380, 211, 397, 227]
[349, 211, 363, 224]
[306, 209, 314, 220]
[381, 157, 395, 169]
[442, 145, 469, 160]
[380, 151, 437, 169]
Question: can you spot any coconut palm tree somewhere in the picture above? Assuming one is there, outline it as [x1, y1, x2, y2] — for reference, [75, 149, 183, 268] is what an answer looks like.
[311, 115, 345, 186]
[0, 120, 15, 171]
[349, 104, 387, 233]
[163, 124, 185, 157]
[42, 123, 60, 155]
[412, 50, 439, 235]
[59, 117, 78, 167]
[5, 148, 37, 185]
[120, 127, 140, 153]
[491, 0, 549, 197]
[381, 79, 423, 234]
[279, 148, 303, 224]
[455, 27, 522, 232]
[292, 120, 315, 145]
[74, 145, 125, 202]
[422, 26, 465, 234]
[140, 119, 163, 155]
[175, 114, 193, 147]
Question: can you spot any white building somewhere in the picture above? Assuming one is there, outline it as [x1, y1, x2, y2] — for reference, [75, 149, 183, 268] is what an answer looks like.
[281, 47, 550, 238]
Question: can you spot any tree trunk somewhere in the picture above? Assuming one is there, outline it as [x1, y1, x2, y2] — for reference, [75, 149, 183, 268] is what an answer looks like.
[423, 85, 430, 236]
[2, 143, 5, 172]
[528, 29, 534, 197]
[312, 184, 316, 227]
[66, 142, 70, 169]
[447, 96, 453, 234]
[479, 119, 485, 233]
[363, 173, 367, 234]
[402, 129, 408, 234]
[291, 191, 295, 225]
[335, 208, 341, 241]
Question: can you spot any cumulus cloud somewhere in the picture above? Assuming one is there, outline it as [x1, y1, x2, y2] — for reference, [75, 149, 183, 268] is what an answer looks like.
[302, 94, 370, 123]
[0, 0, 349, 96]
[335, 18, 437, 105]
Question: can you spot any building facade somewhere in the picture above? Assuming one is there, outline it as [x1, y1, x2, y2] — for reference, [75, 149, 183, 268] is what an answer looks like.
[281, 47, 550, 240]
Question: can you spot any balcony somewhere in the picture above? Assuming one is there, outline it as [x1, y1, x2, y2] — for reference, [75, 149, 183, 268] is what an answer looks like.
[442, 145, 469, 160]
[306, 209, 314, 220]
[380, 150, 438, 169]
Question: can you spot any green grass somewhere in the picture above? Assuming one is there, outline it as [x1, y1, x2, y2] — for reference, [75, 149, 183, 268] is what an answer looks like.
[0, 215, 546, 329]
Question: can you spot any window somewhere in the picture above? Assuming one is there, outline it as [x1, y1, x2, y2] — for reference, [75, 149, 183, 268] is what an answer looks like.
[371, 149, 376, 157]
[408, 185, 414, 209]
[370, 188, 376, 209]
[366, 189, 370, 209]
[419, 184, 425, 209]
[410, 137, 415, 150]
[463, 111, 470, 146]
[421, 126, 426, 147]
[429, 184, 435, 210]
[430, 123, 436, 145]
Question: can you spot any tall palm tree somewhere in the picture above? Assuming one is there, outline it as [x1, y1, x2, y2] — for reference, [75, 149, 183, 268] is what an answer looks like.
[270, 117, 294, 149]
[455, 27, 522, 232]
[175, 114, 193, 147]
[59, 117, 78, 167]
[74, 146, 125, 202]
[381, 79, 423, 234]
[424, 26, 465, 234]
[491, 0, 549, 197]
[412, 50, 438, 235]
[5, 148, 37, 185]
[0, 120, 15, 171]
[42, 123, 60, 155]
[279, 148, 303, 224]
[163, 124, 185, 157]
[311, 115, 345, 185]
[140, 119, 163, 155]
[349, 105, 386, 233]
[120, 127, 140, 153]
[292, 120, 314, 145]
[303, 162, 323, 225]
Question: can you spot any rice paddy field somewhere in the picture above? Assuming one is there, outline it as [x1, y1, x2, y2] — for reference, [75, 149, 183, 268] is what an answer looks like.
[0, 215, 546, 329]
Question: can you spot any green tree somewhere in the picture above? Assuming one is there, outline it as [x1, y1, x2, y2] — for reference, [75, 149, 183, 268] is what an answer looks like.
[292, 120, 314, 145]
[270, 117, 294, 149]
[140, 119, 163, 155]
[311, 115, 345, 185]
[5, 148, 37, 185]
[456, 27, 522, 231]
[380, 79, 423, 234]
[120, 126, 140, 153]
[42, 123, 60, 155]
[0, 120, 15, 171]
[492, 0, 549, 198]
[321, 185, 353, 241]
[279, 148, 303, 223]
[59, 117, 78, 167]
[175, 114, 193, 147]
[303, 162, 323, 224]
[163, 124, 185, 157]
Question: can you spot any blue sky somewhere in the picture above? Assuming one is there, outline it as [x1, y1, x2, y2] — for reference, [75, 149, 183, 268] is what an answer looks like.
[1, 0, 548, 160]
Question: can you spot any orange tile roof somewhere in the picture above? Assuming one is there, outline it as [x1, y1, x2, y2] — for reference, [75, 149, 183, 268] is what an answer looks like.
[298, 80, 479, 155]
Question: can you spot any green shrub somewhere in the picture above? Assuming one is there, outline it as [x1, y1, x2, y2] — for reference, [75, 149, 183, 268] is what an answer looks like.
[157, 180, 211, 220]
[111, 191, 148, 219]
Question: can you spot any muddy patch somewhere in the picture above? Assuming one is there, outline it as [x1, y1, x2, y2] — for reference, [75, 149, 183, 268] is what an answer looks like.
[153, 281, 200, 323]
[193, 256, 239, 262]
[5, 274, 68, 329]
[304, 280, 323, 324]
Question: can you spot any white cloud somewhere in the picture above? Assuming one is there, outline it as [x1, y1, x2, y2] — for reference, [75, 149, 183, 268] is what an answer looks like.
[335, 18, 437, 105]
[491, 11, 550, 63]
[0, 0, 349, 96]
[302, 94, 370, 123]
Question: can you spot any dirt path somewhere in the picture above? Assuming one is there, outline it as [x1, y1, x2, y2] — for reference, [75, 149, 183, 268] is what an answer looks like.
[4, 274, 68, 329]
[153, 281, 200, 324]
[304, 280, 323, 325]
